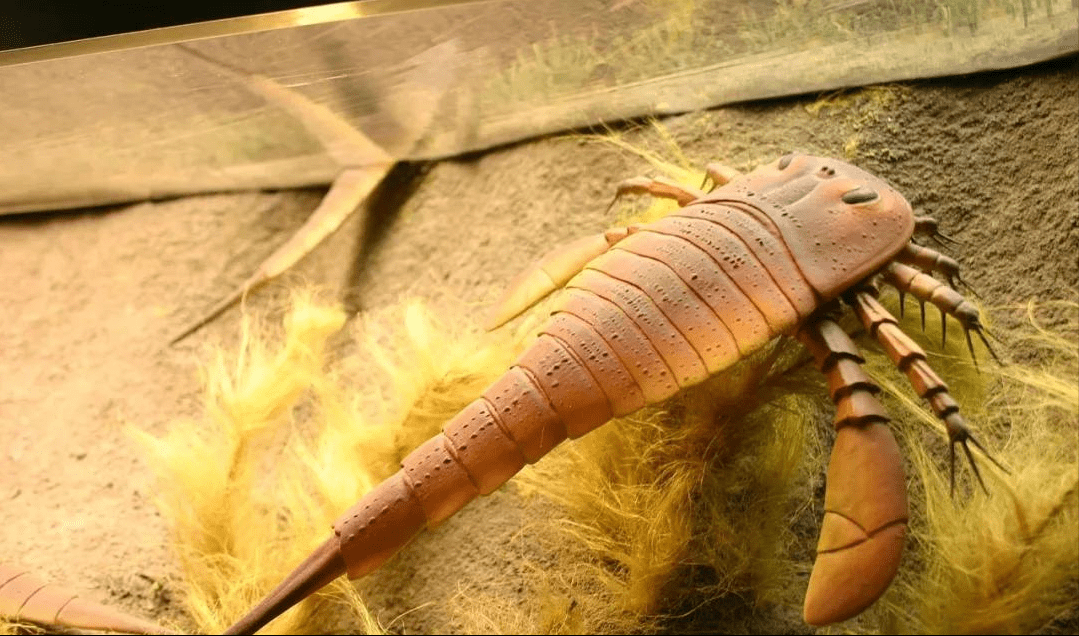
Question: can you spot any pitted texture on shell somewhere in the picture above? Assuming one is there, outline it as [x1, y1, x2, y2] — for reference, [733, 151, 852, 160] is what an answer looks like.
[711, 154, 914, 299]
[557, 289, 679, 403]
[334, 367, 571, 576]
[327, 154, 920, 622]
[483, 368, 567, 462]
[567, 268, 709, 387]
[540, 312, 647, 417]
[610, 230, 769, 357]
[402, 435, 481, 524]
[515, 335, 612, 438]
[589, 249, 736, 374]
[672, 201, 817, 319]
[334, 473, 426, 578]
[442, 400, 527, 494]
[646, 216, 801, 334]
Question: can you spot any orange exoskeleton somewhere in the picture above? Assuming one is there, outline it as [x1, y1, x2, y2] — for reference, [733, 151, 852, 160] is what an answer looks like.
[0, 563, 166, 634]
[224, 153, 1001, 633]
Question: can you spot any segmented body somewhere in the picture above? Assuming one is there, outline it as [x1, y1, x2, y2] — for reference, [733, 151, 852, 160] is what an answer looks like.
[332, 154, 912, 576]
[229, 153, 995, 634]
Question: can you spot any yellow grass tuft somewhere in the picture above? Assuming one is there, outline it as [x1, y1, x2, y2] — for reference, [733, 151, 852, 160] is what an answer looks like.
[134, 292, 524, 633]
[0, 619, 41, 635]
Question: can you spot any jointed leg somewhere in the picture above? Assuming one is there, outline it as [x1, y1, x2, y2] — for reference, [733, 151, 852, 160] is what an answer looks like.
[607, 176, 705, 213]
[609, 161, 743, 212]
[797, 314, 889, 428]
[848, 289, 1006, 493]
[895, 243, 966, 288]
[795, 311, 907, 626]
[880, 261, 998, 363]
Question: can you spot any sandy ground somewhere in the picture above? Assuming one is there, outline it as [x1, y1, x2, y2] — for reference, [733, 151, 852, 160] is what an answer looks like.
[1, 53, 1076, 634]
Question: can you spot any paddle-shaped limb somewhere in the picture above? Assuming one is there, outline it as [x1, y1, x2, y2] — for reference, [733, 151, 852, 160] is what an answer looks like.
[488, 162, 744, 332]
[484, 228, 635, 330]
[796, 315, 908, 626]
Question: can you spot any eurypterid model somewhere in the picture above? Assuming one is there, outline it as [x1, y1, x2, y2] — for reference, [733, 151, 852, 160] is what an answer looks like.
[224, 153, 1002, 634]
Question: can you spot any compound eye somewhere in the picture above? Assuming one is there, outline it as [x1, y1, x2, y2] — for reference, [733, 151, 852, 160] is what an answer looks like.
[777, 153, 795, 169]
[842, 186, 879, 205]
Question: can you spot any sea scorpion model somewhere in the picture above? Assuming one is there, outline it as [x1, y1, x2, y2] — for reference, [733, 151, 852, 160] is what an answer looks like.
[225, 153, 1000, 633]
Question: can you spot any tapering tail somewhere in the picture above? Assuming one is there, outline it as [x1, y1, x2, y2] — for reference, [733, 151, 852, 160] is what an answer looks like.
[223, 539, 346, 635]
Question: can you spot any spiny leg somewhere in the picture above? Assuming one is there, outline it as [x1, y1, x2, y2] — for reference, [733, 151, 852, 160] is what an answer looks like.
[795, 313, 907, 626]
[899, 239, 983, 303]
[896, 241, 979, 297]
[849, 289, 1007, 494]
[896, 242, 957, 285]
[880, 261, 999, 364]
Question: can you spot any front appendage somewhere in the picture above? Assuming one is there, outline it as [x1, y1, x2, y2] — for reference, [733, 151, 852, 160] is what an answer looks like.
[796, 316, 909, 626]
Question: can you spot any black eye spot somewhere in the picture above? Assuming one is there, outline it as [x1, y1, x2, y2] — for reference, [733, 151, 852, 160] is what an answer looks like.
[778, 153, 794, 169]
[842, 187, 879, 204]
